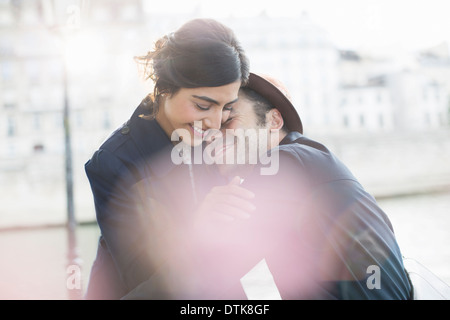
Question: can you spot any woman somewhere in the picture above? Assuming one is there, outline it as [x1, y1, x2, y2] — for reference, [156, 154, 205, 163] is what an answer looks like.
[84, 18, 250, 299]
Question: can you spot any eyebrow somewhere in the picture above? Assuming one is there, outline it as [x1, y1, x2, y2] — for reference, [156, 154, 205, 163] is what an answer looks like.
[192, 95, 239, 107]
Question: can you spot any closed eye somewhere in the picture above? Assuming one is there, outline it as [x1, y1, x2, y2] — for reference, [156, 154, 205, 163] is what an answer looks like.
[222, 116, 234, 125]
[195, 103, 210, 111]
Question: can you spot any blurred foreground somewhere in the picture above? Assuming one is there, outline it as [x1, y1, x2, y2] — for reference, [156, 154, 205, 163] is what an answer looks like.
[0, 191, 448, 300]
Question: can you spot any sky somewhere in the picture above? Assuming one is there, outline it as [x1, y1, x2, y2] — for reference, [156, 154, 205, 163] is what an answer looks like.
[144, 0, 450, 55]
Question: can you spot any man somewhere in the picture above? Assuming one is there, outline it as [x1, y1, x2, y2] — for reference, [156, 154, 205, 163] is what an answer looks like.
[208, 73, 413, 299]
[122, 73, 413, 300]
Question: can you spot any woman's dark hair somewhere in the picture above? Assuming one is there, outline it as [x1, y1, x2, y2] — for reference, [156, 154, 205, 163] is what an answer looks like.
[135, 18, 250, 117]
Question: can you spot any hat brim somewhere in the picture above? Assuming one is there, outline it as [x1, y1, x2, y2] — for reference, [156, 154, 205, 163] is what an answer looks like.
[246, 73, 303, 134]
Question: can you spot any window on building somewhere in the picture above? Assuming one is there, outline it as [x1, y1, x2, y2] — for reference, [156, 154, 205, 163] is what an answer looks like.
[377, 92, 383, 104]
[7, 116, 15, 137]
[1, 61, 13, 82]
[424, 113, 431, 126]
[435, 87, 440, 101]
[378, 114, 384, 128]
[438, 112, 444, 125]
[26, 60, 40, 84]
[359, 114, 365, 127]
[358, 95, 364, 105]
[7, 143, 15, 157]
[343, 115, 349, 128]
[54, 112, 63, 128]
[33, 113, 41, 131]
[103, 110, 111, 130]
[4, 103, 15, 109]
[423, 88, 428, 101]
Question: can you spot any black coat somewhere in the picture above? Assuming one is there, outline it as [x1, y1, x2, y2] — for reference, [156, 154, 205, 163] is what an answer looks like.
[84, 101, 218, 299]
[120, 131, 413, 300]
[237, 132, 413, 299]
[85, 99, 412, 299]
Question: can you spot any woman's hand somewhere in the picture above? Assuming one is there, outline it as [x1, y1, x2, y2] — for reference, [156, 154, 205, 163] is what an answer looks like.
[188, 176, 257, 247]
[195, 176, 256, 223]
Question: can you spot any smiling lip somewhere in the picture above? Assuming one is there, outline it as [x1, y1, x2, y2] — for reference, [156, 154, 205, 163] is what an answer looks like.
[189, 124, 205, 138]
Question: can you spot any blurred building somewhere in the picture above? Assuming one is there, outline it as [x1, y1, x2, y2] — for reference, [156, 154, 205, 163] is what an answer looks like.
[224, 13, 450, 134]
[225, 12, 341, 133]
[2, 2, 450, 164]
[0, 0, 148, 170]
[336, 47, 450, 133]
[0, 0, 450, 226]
[0, 0, 152, 226]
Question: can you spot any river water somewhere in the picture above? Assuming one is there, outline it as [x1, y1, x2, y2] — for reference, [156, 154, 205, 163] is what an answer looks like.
[0, 190, 448, 300]
[377, 191, 450, 286]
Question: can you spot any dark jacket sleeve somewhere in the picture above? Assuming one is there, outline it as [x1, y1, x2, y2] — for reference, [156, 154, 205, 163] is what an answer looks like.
[119, 153, 307, 300]
[249, 146, 412, 300]
[234, 146, 411, 300]
[85, 148, 170, 292]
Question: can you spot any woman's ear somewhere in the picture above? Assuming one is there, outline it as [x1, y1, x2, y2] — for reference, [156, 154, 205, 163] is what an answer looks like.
[267, 109, 284, 131]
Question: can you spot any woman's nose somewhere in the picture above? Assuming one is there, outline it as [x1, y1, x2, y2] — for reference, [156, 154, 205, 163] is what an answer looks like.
[203, 108, 223, 130]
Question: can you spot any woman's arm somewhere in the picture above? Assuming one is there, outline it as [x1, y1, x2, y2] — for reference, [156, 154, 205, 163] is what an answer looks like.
[85, 148, 172, 293]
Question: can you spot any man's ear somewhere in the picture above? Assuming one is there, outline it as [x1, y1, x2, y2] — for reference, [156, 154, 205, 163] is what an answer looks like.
[267, 109, 284, 131]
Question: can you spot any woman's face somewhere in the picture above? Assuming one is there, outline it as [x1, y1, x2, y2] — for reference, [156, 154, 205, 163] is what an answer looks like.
[156, 80, 241, 146]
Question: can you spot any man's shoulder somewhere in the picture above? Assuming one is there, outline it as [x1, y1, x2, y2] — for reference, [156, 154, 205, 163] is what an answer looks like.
[274, 134, 333, 168]
[278, 133, 331, 157]
[275, 133, 356, 184]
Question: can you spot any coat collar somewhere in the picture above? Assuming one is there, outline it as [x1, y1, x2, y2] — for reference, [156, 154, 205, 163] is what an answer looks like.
[280, 131, 303, 146]
[127, 102, 179, 178]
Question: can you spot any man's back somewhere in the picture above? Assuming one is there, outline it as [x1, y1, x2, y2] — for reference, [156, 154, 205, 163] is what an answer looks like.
[243, 131, 412, 299]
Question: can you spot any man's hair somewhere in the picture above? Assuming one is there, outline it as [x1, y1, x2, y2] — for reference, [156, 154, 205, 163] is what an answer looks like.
[240, 87, 287, 131]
